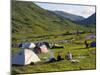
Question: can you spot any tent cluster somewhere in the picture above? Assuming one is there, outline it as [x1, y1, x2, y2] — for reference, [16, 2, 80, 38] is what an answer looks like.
[19, 42, 49, 53]
[12, 42, 49, 65]
[12, 39, 96, 65]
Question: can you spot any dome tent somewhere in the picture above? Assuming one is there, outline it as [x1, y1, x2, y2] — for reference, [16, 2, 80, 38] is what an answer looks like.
[34, 42, 49, 54]
[12, 49, 41, 65]
[19, 42, 36, 49]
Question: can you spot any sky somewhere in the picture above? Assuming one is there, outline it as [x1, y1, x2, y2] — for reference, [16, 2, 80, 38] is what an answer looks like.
[35, 2, 96, 18]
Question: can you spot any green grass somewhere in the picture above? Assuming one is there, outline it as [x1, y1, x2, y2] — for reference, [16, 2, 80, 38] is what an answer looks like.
[11, 33, 96, 74]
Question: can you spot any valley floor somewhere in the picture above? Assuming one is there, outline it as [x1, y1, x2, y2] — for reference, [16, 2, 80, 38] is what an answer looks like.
[11, 33, 96, 74]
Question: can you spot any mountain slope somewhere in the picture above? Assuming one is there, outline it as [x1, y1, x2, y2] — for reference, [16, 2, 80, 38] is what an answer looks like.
[54, 11, 85, 22]
[78, 13, 96, 25]
[12, 1, 91, 42]
[12, 1, 67, 35]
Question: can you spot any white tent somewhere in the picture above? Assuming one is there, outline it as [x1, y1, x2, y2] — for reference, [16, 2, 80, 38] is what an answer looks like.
[21, 43, 36, 49]
[12, 49, 41, 65]
[40, 45, 49, 53]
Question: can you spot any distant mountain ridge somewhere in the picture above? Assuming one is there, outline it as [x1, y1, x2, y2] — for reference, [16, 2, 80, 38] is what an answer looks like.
[78, 13, 96, 25]
[54, 11, 96, 25]
[54, 11, 85, 22]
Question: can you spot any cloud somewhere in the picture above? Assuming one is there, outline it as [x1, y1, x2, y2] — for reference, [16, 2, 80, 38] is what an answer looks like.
[81, 6, 95, 17]
[60, 5, 95, 18]
[35, 2, 96, 18]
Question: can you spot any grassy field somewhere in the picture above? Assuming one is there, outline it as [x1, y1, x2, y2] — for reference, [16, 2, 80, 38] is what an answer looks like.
[11, 33, 96, 74]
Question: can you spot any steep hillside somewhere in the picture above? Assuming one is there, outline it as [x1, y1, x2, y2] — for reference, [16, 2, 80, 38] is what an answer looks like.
[12, 1, 92, 42]
[54, 11, 85, 22]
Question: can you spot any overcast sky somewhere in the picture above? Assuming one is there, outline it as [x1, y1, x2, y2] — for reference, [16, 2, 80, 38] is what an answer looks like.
[35, 2, 96, 18]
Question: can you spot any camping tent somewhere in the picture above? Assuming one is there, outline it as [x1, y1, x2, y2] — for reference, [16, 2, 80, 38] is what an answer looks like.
[40, 45, 49, 53]
[90, 41, 96, 47]
[34, 42, 49, 54]
[12, 49, 41, 65]
[36, 42, 50, 48]
[33, 45, 49, 54]
[19, 42, 36, 49]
